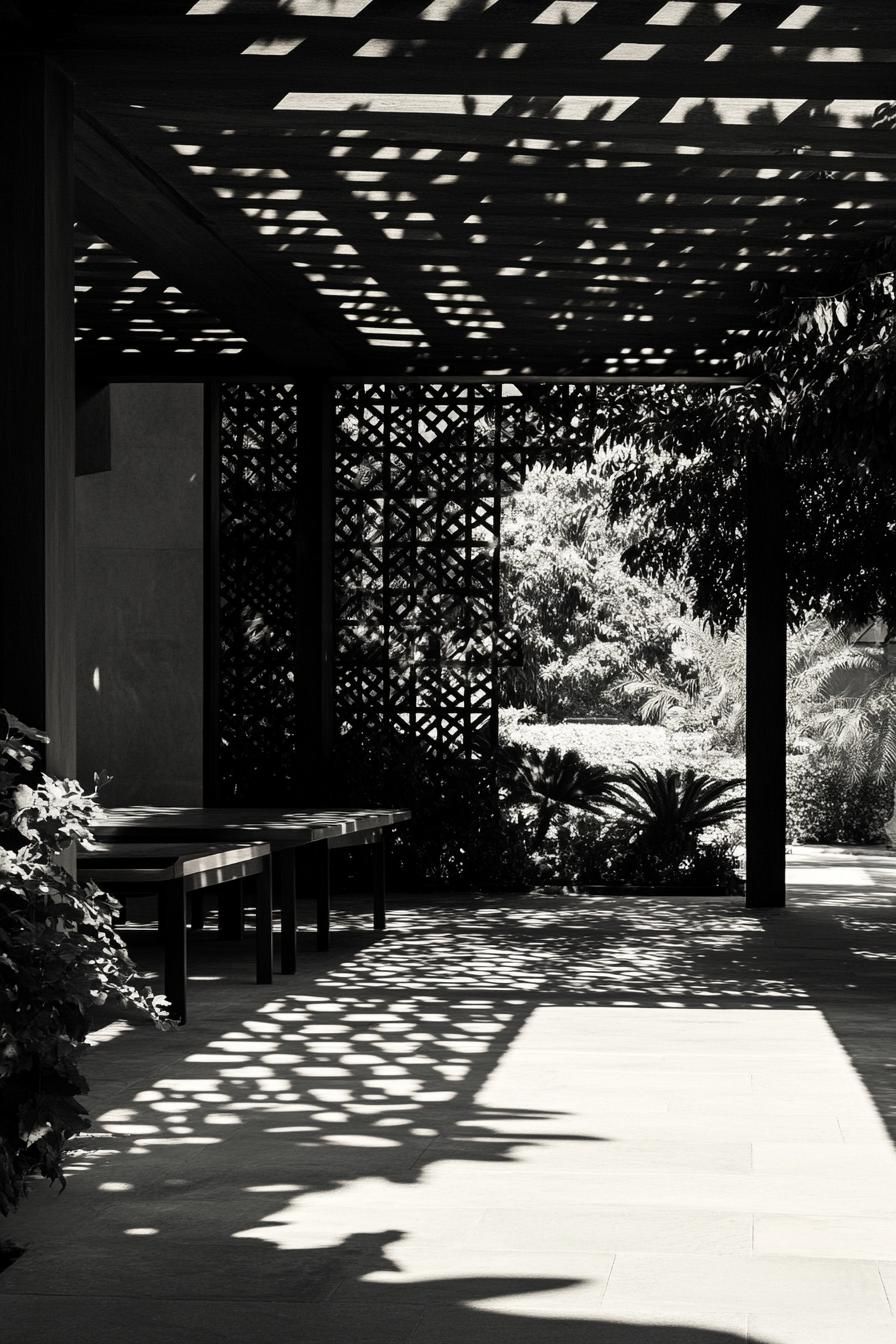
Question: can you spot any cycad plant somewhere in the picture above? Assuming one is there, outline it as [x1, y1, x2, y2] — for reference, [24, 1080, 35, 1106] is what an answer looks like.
[611, 764, 744, 874]
[497, 742, 619, 849]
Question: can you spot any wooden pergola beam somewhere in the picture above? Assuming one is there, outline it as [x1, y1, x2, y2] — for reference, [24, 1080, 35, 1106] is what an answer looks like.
[74, 114, 360, 373]
[88, 103, 896, 159]
[75, 359, 745, 383]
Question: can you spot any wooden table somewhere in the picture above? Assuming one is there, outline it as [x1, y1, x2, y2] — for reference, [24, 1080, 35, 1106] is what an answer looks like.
[78, 841, 272, 1023]
[90, 808, 411, 964]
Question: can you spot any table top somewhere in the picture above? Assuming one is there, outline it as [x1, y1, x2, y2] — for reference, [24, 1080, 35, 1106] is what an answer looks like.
[92, 806, 411, 849]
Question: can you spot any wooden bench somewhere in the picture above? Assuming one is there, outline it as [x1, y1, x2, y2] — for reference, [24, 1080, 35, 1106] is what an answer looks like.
[78, 841, 272, 1023]
[92, 807, 411, 959]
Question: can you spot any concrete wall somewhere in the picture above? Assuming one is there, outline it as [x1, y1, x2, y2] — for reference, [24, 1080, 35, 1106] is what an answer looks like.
[76, 384, 204, 805]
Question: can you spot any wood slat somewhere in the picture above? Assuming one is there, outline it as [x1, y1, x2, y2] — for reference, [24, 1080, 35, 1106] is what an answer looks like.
[62, 53, 896, 99]
[54, 11, 896, 43]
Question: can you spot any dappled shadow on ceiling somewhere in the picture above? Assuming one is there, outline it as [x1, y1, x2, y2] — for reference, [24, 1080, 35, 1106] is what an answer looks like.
[68, 0, 896, 376]
[73, 224, 258, 367]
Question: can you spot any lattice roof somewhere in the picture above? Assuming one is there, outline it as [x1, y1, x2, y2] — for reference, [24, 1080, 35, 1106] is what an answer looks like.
[44, 3, 896, 376]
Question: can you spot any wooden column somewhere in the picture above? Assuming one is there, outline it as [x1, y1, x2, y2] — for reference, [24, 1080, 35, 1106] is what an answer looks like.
[745, 438, 787, 908]
[0, 58, 76, 775]
[294, 378, 336, 803]
[203, 382, 222, 804]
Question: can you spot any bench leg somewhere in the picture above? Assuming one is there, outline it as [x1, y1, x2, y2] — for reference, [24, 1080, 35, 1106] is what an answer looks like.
[253, 857, 273, 985]
[372, 834, 387, 931]
[218, 877, 245, 940]
[274, 850, 297, 975]
[315, 845, 331, 952]
[190, 891, 205, 932]
[163, 877, 188, 1024]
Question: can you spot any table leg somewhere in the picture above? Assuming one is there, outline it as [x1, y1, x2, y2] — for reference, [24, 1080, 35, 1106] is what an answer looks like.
[372, 832, 387, 931]
[218, 877, 245, 940]
[164, 877, 188, 1024]
[274, 850, 297, 975]
[254, 857, 273, 985]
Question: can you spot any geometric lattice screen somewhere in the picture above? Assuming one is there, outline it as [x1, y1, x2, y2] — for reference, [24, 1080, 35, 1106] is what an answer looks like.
[216, 383, 306, 803]
[333, 383, 530, 760]
[213, 381, 606, 799]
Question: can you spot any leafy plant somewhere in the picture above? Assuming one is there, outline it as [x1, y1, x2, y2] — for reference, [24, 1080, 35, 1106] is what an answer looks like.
[620, 623, 747, 750]
[0, 710, 167, 1216]
[542, 811, 741, 893]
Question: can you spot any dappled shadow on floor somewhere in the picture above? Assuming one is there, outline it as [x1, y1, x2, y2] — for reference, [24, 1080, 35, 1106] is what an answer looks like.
[4, 866, 896, 1342]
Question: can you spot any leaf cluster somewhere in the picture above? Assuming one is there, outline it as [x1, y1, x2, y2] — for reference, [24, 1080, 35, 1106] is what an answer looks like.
[611, 765, 745, 857]
[496, 739, 619, 849]
[0, 710, 168, 1216]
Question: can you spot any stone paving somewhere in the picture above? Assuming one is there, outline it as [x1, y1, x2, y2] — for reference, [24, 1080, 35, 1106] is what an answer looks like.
[3, 845, 896, 1343]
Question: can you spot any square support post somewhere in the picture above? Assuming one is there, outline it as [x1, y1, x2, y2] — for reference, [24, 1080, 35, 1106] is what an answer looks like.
[203, 382, 222, 803]
[745, 439, 787, 908]
[0, 57, 76, 773]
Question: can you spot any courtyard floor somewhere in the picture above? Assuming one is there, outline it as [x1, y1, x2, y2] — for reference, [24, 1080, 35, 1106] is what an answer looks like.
[3, 845, 896, 1343]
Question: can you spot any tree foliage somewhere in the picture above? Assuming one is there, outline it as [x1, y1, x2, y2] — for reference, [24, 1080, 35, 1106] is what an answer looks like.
[620, 623, 748, 750]
[548, 249, 896, 634]
[500, 464, 688, 718]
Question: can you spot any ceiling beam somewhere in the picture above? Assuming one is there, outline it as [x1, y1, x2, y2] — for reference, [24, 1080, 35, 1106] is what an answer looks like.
[74, 113, 363, 372]
[76, 358, 744, 385]
[89, 102, 896, 157]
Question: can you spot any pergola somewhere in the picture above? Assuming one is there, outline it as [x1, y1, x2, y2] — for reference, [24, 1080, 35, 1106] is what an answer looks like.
[3, 1, 896, 908]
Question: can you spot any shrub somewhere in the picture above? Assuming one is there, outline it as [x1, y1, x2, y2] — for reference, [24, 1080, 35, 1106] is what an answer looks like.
[500, 716, 671, 773]
[333, 728, 535, 891]
[334, 727, 743, 894]
[0, 711, 166, 1215]
[466, 810, 537, 892]
[528, 810, 741, 892]
[603, 766, 743, 889]
[786, 752, 892, 845]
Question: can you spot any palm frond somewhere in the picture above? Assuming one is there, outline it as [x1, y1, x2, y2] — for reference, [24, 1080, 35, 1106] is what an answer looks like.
[612, 764, 744, 842]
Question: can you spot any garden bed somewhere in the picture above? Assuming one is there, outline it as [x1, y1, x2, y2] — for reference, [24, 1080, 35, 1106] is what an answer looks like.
[541, 882, 744, 897]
